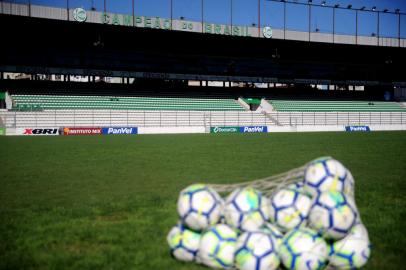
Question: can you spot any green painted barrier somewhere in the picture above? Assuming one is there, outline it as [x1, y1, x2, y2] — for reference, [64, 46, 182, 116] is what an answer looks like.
[244, 98, 261, 105]
[0, 92, 5, 100]
[0, 127, 5, 136]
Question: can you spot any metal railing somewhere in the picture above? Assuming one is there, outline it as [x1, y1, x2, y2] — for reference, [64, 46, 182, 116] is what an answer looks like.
[1, 110, 405, 128]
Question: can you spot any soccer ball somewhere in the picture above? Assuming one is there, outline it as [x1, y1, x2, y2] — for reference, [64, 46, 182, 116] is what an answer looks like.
[286, 181, 305, 193]
[261, 222, 284, 246]
[269, 188, 312, 232]
[177, 184, 223, 231]
[343, 170, 355, 198]
[327, 223, 371, 269]
[198, 224, 238, 269]
[286, 180, 314, 198]
[308, 191, 357, 240]
[304, 157, 352, 198]
[224, 187, 270, 231]
[167, 223, 201, 262]
[235, 231, 280, 270]
[287, 181, 305, 190]
[279, 228, 329, 270]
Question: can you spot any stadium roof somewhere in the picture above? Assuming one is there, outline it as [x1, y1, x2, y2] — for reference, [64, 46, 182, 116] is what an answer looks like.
[0, 13, 405, 86]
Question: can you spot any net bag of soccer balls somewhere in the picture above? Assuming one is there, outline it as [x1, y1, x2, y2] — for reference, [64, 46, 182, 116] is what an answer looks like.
[167, 157, 371, 270]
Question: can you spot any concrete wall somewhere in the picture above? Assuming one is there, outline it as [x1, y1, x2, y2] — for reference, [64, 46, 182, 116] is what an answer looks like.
[285, 30, 309, 42]
[358, 36, 378, 46]
[237, 98, 250, 111]
[0, 2, 29, 16]
[5, 92, 12, 110]
[311, 32, 333, 43]
[256, 99, 274, 113]
[31, 5, 67, 20]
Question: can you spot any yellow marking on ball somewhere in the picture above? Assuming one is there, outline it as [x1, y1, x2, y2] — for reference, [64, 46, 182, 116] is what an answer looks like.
[172, 233, 183, 245]
[329, 161, 340, 191]
[330, 175, 339, 191]
[284, 209, 301, 223]
[197, 195, 211, 216]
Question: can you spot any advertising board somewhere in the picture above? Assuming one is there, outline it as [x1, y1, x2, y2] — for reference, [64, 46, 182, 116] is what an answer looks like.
[0, 127, 5, 135]
[210, 126, 239, 133]
[63, 127, 102, 135]
[345, 126, 371, 132]
[239, 126, 268, 133]
[102, 127, 137, 135]
[211, 126, 268, 133]
[16, 128, 59, 136]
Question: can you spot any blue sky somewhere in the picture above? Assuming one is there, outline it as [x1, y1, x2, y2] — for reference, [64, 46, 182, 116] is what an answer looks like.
[7, 0, 406, 37]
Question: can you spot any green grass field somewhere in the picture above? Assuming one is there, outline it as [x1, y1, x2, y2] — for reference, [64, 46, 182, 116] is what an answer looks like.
[0, 132, 405, 270]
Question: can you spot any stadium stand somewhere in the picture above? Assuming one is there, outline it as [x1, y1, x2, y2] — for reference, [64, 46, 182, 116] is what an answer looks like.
[2, 109, 405, 128]
[11, 94, 245, 111]
[2, 85, 406, 128]
[268, 100, 406, 112]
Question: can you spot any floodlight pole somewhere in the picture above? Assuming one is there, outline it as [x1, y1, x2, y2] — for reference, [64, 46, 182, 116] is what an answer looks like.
[201, 0, 204, 33]
[170, 0, 173, 29]
[308, 3, 311, 41]
[398, 13, 401, 47]
[283, 1, 286, 39]
[104, 0, 106, 14]
[67, 0, 69, 21]
[28, 0, 31, 17]
[258, 0, 261, 37]
[377, 11, 380, 46]
[332, 7, 335, 43]
[355, 10, 358, 45]
[132, 0, 135, 26]
[231, 0, 233, 35]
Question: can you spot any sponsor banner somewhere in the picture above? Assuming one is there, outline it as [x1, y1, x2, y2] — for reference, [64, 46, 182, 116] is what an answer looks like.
[63, 127, 102, 135]
[240, 126, 268, 133]
[102, 127, 138, 135]
[210, 126, 239, 133]
[139, 126, 205, 134]
[17, 128, 59, 136]
[345, 126, 371, 132]
[0, 127, 5, 135]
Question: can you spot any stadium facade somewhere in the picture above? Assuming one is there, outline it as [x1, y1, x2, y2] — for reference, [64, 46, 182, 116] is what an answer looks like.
[0, 1, 405, 135]
[1, 2, 405, 46]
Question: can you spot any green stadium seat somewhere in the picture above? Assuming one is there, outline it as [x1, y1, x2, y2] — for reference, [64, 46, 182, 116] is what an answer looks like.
[11, 94, 245, 111]
[268, 100, 406, 112]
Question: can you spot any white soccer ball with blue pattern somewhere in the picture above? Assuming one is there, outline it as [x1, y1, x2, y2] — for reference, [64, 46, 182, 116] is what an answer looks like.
[261, 222, 284, 246]
[286, 181, 314, 198]
[198, 224, 238, 269]
[287, 181, 305, 193]
[177, 184, 223, 231]
[224, 187, 270, 232]
[309, 191, 357, 240]
[269, 188, 312, 232]
[167, 223, 201, 262]
[327, 223, 371, 270]
[234, 231, 280, 270]
[343, 170, 355, 198]
[279, 228, 329, 270]
[304, 157, 353, 198]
